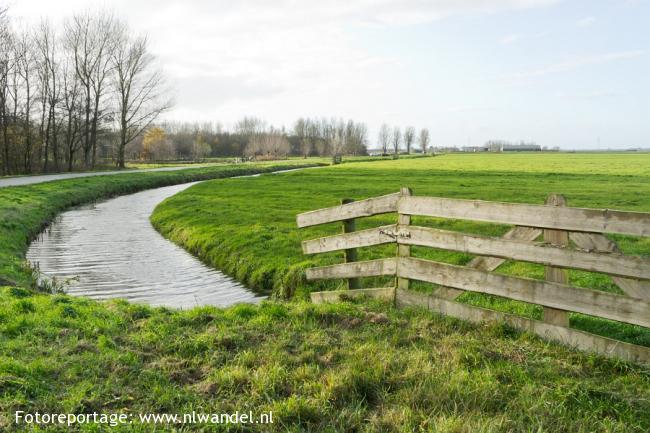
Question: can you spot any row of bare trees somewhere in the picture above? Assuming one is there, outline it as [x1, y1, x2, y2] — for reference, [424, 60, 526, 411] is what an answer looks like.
[293, 117, 368, 158]
[0, 8, 168, 175]
[131, 118, 433, 162]
[378, 124, 430, 155]
[119, 117, 371, 162]
[234, 116, 369, 160]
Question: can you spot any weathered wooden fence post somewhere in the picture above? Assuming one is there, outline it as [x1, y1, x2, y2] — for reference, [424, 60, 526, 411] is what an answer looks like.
[342, 198, 360, 290]
[543, 193, 570, 327]
[397, 187, 412, 291]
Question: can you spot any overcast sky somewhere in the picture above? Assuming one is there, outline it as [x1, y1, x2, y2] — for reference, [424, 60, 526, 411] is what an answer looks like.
[9, 0, 650, 149]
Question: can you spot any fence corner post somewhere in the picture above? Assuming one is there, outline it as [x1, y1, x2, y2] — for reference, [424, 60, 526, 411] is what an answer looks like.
[341, 198, 360, 290]
[543, 193, 570, 327]
[397, 187, 412, 292]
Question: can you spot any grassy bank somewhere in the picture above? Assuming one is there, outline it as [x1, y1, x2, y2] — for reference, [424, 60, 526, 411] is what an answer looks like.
[0, 160, 319, 288]
[1, 286, 649, 432]
[151, 153, 650, 346]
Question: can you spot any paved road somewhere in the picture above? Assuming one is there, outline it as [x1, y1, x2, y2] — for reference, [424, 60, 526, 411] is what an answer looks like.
[0, 165, 209, 188]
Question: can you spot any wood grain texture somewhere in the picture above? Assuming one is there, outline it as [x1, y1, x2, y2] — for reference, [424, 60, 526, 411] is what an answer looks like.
[468, 226, 542, 271]
[397, 257, 650, 328]
[296, 192, 400, 228]
[305, 258, 397, 280]
[311, 287, 395, 303]
[397, 187, 412, 291]
[543, 194, 570, 327]
[302, 225, 396, 254]
[397, 224, 649, 280]
[438, 226, 542, 301]
[398, 195, 650, 236]
[341, 198, 360, 290]
[570, 231, 650, 300]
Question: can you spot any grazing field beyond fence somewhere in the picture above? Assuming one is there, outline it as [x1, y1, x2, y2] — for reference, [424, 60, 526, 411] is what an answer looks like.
[152, 153, 650, 348]
[298, 187, 650, 362]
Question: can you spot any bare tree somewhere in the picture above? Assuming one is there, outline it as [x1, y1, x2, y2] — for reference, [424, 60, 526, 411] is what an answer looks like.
[266, 128, 290, 158]
[243, 134, 262, 158]
[61, 54, 83, 170]
[65, 12, 116, 168]
[418, 128, 430, 155]
[293, 117, 311, 158]
[236, 115, 266, 156]
[378, 123, 390, 155]
[330, 119, 346, 159]
[0, 7, 13, 174]
[35, 19, 62, 172]
[245, 128, 290, 160]
[191, 134, 210, 159]
[235, 116, 265, 137]
[344, 119, 367, 155]
[391, 126, 401, 155]
[14, 25, 36, 172]
[112, 22, 169, 168]
[404, 126, 415, 154]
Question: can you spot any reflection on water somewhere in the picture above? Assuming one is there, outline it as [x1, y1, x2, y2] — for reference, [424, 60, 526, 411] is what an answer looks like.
[27, 182, 263, 309]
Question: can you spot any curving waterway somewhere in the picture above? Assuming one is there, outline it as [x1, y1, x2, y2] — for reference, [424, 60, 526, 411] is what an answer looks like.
[26, 181, 263, 309]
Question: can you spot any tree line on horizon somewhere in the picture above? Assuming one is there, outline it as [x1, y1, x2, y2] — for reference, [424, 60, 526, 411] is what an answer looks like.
[130, 118, 432, 162]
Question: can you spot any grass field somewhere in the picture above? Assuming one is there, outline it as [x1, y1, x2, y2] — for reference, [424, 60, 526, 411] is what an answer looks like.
[2, 286, 649, 432]
[1, 153, 649, 432]
[151, 153, 650, 347]
[0, 160, 319, 288]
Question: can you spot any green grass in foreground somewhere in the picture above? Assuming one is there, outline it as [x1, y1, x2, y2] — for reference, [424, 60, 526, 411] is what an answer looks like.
[0, 160, 319, 288]
[151, 153, 650, 346]
[1, 287, 649, 432]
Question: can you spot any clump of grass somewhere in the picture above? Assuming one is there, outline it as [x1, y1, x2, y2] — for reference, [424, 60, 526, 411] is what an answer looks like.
[1, 287, 648, 432]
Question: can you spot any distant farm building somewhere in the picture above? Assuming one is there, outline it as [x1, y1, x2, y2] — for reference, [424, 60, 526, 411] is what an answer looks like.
[431, 141, 550, 154]
[486, 140, 541, 152]
[461, 146, 489, 152]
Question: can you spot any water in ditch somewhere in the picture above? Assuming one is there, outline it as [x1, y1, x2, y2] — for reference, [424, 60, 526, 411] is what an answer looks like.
[26, 181, 263, 309]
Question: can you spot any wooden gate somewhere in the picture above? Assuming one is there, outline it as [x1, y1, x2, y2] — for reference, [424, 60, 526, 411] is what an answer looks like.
[296, 188, 650, 363]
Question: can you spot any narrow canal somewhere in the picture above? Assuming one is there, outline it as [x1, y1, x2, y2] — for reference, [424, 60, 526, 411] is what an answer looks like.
[27, 181, 263, 308]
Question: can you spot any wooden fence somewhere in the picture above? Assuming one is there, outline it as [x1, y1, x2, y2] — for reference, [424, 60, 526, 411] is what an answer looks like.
[296, 188, 650, 363]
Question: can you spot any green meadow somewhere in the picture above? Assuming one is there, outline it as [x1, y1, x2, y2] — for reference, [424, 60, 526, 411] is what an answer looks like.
[1, 153, 649, 432]
[2, 287, 650, 432]
[151, 153, 650, 346]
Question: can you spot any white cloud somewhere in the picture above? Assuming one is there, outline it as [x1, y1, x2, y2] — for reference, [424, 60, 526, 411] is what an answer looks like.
[555, 90, 619, 99]
[500, 30, 549, 45]
[577, 16, 596, 27]
[500, 50, 646, 81]
[8, 0, 565, 137]
[501, 33, 522, 44]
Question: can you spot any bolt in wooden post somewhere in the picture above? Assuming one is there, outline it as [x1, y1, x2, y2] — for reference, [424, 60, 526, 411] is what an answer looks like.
[341, 198, 360, 290]
[543, 193, 570, 327]
[397, 187, 412, 291]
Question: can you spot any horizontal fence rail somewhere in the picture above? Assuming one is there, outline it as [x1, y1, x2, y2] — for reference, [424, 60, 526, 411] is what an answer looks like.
[402, 225, 649, 280]
[397, 257, 650, 328]
[398, 196, 650, 237]
[297, 188, 650, 363]
[305, 258, 397, 280]
[296, 192, 401, 228]
[302, 224, 650, 280]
